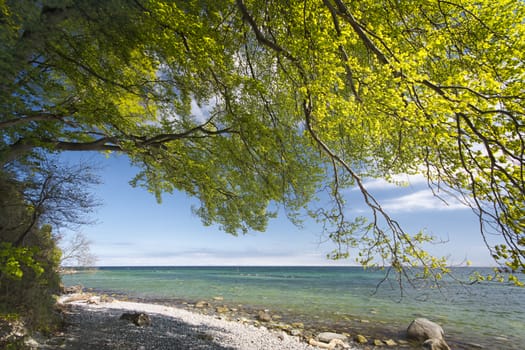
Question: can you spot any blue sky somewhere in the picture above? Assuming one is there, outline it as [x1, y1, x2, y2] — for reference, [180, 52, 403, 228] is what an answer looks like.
[60, 152, 495, 267]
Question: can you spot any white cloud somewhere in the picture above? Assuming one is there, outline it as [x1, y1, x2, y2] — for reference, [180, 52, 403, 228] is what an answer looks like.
[190, 99, 211, 123]
[381, 189, 468, 213]
[358, 174, 428, 191]
[349, 174, 471, 213]
[191, 97, 219, 123]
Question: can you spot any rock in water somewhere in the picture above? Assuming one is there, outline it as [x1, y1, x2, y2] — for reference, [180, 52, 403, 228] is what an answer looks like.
[407, 318, 450, 350]
[384, 339, 397, 346]
[406, 318, 445, 341]
[120, 312, 151, 327]
[373, 339, 385, 346]
[195, 301, 210, 308]
[257, 310, 272, 322]
[354, 334, 368, 344]
[215, 306, 229, 314]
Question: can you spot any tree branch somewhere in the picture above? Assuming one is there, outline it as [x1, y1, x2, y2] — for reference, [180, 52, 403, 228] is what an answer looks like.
[330, 0, 389, 65]
[2, 124, 236, 165]
[53, 138, 122, 152]
[322, 0, 362, 102]
[235, 0, 298, 64]
[0, 113, 66, 130]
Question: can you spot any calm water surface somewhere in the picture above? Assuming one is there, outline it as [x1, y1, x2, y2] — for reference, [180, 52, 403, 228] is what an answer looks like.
[62, 266, 525, 349]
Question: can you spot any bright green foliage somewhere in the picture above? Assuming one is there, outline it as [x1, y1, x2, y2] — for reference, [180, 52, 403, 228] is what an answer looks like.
[0, 225, 62, 334]
[0, 242, 43, 280]
[0, 0, 523, 282]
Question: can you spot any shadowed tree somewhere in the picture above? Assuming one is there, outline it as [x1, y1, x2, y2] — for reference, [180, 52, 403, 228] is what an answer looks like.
[0, 157, 99, 336]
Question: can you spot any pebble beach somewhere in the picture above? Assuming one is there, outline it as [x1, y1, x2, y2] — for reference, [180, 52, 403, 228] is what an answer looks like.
[40, 294, 363, 350]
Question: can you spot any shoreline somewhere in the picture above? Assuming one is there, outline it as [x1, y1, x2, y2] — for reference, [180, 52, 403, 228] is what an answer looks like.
[81, 287, 418, 346]
[87, 289, 417, 348]
[44, 292, 411, 350]
[50, 287, 494, 350]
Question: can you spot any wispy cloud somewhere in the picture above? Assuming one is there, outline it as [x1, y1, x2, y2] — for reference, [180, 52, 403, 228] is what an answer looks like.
[141, 248, 293, 259]
[348, 174, 470, 213]
[360, 174, 428, 191]
[190, 99, 215, 123]
[381, 189, 467, 213]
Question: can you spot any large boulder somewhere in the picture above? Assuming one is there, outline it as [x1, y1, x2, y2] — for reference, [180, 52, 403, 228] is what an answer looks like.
[407, 318, 445, 341]
[407, 318, 450, 350]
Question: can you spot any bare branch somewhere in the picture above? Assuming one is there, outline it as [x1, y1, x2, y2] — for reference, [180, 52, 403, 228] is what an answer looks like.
[60, 232, 97, 267]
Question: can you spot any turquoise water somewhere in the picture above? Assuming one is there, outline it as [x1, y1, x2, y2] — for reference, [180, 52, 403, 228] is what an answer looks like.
[63, 266, 525, 349]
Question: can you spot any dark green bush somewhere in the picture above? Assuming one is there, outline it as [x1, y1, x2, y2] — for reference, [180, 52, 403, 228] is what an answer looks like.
[0, 171, 64, 347]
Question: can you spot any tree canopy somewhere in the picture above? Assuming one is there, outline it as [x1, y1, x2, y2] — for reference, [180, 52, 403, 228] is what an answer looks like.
[1, 0, 523, 282]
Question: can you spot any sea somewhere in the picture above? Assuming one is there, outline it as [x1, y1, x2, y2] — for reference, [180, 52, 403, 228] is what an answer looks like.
[62, 266, 525, 349]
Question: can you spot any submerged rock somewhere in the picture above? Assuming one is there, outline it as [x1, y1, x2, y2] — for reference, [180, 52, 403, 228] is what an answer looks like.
[373, 339, 384, 346]
[215, 306, 229, 314]
[195, 301, 210, 308]
[354, 334, 368, 344]
[384, 339, 397, 346]
[257, 310, 272, 322]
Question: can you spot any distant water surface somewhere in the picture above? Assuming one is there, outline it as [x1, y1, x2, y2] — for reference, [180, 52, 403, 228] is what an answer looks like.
[63, 266, 525, 349]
